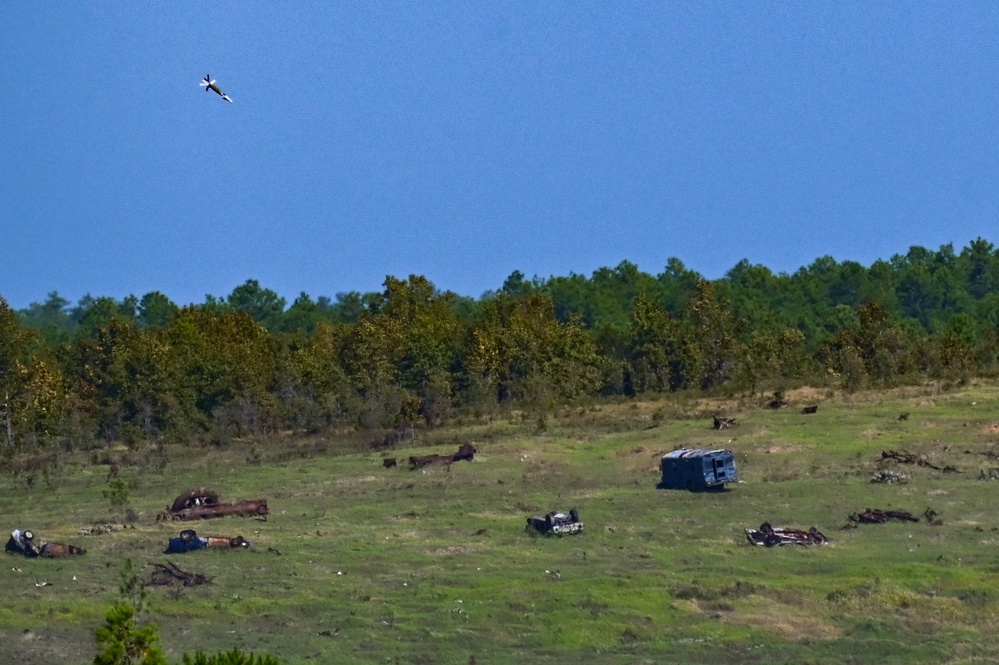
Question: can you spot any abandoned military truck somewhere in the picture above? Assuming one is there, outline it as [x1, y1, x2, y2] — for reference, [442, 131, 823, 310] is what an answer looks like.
[659, 448, 737, 491]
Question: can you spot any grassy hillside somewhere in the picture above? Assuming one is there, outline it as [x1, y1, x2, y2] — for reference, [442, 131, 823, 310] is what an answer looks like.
[4, 383, 999, 664]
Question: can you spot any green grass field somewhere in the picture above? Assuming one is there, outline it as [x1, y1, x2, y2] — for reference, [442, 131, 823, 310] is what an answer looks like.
[4, 382, 999, 664]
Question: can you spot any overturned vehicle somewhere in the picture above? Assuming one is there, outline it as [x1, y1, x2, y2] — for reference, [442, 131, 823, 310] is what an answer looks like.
[165, 529, 251, 554]
[745, 522, 828, 547]
[526, 509, 584, 535]
[157, 488, 269, 522]
[6, 529, 86, 558]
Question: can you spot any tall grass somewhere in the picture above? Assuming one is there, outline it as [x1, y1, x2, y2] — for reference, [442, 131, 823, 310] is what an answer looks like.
[3, 383, 999, 663]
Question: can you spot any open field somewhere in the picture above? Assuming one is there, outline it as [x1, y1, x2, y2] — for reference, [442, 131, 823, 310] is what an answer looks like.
[5, 383, 999, 664]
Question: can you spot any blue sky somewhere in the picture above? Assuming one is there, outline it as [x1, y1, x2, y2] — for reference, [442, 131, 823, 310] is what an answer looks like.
[3, 2, 999, 309]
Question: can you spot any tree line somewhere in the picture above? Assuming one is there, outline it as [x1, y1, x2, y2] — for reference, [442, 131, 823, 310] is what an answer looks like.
[3, 238, 999, 451]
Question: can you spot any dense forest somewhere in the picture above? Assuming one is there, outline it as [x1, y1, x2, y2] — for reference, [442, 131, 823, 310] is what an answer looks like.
[3, 239, 999, 451]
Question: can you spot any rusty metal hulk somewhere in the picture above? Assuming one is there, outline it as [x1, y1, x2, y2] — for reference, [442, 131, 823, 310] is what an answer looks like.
[156, 488, 269, 522]
[5, 529, 86, 558]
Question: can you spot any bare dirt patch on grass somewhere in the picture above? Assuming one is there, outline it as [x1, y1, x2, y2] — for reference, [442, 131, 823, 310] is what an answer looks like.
[785, 387, 830, 405]
[734, 610, 842, 640]
[423, 545, 478, 556]
[753, 443, 807, 454]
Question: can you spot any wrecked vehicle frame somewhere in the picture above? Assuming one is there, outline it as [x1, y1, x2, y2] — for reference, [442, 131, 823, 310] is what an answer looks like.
[745, 522, 828, 547]
[156, 487, 269, 522]
[165, 529, 251, 553]
[5, 529, 86, 558]
[526, 508, 584, 535]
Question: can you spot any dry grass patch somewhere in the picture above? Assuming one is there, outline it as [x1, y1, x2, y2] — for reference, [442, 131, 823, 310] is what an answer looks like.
[731, 607, 842, 640]
[754, 443, 807, 454]
[785, 386, 830, 404]
[423, 545, 478, 556]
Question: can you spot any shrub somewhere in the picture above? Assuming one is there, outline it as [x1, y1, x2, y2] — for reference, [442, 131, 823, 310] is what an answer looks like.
[93, 603, 167, 665]
[103, 477, 131, 511]
[182, 650, 281, 665]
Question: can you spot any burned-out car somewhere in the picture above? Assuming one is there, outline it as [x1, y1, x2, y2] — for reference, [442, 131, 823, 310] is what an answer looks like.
[157, 487, 269, 522]
[526, 509, 584, 535]
[165, 529, 250, 554]
[745, 522, 828, 547]
[5, 529, 86, 558]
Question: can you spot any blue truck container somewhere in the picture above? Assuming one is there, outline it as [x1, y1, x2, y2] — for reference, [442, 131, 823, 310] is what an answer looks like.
[659, 448, 737, 491]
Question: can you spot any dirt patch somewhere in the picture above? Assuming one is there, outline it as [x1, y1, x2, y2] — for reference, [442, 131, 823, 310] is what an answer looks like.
[785, 387, 828, 404]
[756, 444, 806, 454]
[985, 424, 999, 434]
[424, 545, 477, 556]
[733, 610, 842, 640]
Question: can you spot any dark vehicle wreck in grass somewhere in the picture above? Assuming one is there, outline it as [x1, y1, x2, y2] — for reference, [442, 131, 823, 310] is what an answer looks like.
[156, 487, 269, 522]
[659, 448, 737, 491]
[745, 522, 828, 547]
[526, 509, 584, 535]
[408, 443, 478, 469]
[5, 529, 86, 558]
[849, 508, 920, 524]
[165, 529, 251, 554]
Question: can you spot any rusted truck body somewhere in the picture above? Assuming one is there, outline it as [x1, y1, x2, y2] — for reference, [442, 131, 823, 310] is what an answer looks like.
[157, 488, 269, 522]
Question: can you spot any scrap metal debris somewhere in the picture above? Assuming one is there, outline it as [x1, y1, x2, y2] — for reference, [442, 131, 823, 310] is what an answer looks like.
[156, 487, 269, 522]
[871, 470, 908, 484]
[712, 416, 736, 430]
[79, 524, 116, 536]
[879, 449, 960, 473]
[745, 522, 828, 547]
[148, 562, 213, 586]
[881, 449, 923, 464]
[849, 508, 920, 524]
[880, 449, 946, 470]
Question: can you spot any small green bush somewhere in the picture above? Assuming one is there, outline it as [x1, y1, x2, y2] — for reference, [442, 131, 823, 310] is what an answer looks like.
[93, 603, 167, 665]
[103, 477, 131, 510]
[181, 649, 281, 665]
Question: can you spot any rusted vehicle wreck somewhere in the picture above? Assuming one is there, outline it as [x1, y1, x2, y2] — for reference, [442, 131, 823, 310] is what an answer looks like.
[745, 522, 828, 547]
[165, 529, 251, 554]
[5, 529, 86, 558]
[157, 488, 269, 522]
[849, 508, 920, 524]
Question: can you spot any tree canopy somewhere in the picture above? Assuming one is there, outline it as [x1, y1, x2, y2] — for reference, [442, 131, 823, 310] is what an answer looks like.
[6, 239, 999, 449]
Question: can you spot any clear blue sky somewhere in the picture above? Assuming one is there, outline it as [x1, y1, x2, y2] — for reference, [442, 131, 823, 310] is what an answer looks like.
[3, 2, 999, 309]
